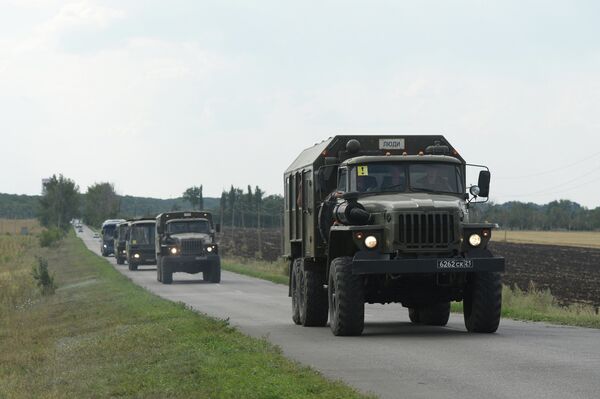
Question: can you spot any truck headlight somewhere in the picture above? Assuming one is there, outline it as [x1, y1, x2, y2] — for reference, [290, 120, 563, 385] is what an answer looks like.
[468, 234, 482, 247]
[103, 244, 107, 248]
[206, 246, 213, 252]
[134, 253, 140, 259]
[364, 235, 378, 249]
[170, 247, 178, 255]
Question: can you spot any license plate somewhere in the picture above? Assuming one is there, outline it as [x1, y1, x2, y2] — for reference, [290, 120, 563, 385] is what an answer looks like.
[437, 259, 474, 270]
[195, 256, 205, 260]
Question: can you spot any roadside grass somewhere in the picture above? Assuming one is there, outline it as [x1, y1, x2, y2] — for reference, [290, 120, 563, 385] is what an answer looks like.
[0, 232, 371, 399]
[223, 258, 600, 329]
[222, 257, 288, 285]
[495, 230, 600, 249]
[450, 284, 600, 328]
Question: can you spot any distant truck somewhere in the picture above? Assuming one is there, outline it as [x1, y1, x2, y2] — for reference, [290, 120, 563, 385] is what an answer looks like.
[113, 221, 130, 265]
[284, 135, 505, 336]
[126, 218, 157, 271]
[101, 219, 126, 257]
[155, 211, 221, 284]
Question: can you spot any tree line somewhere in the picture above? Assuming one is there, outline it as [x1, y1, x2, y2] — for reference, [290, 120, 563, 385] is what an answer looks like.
[6, 173, 600, 232]
[470, 200, 600, 231]
[29, 175, 284, 231]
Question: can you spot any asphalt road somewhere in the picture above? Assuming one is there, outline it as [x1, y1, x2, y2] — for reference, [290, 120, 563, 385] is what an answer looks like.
[79, 226, 600, 399]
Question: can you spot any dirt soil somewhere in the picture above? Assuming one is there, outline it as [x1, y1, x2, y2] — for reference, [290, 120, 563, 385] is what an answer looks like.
[490, 241, 600, 307]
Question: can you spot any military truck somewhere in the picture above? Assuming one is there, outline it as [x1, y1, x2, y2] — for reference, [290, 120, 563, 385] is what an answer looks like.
[113, 220, 130, 265]
[284, 135, 504, 336]
[100, 219, 126, 256]
[155, 211, 221, 284]
[126, 218, 157, 271]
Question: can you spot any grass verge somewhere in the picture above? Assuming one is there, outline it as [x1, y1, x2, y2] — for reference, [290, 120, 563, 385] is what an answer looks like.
[0, 232, 371, 399]
[223, 258, 600, 329]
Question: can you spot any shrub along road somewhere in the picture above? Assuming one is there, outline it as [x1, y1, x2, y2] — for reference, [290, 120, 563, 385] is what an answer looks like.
[79, 227, 600, 399]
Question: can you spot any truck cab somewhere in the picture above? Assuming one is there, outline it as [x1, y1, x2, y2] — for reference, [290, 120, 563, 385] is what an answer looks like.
[155, 211, 221, 284]
[284, 136, 504, 336]
[126, 219, 157, 271]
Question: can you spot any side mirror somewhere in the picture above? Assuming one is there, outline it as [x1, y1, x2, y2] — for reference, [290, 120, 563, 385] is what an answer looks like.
[156, 225, 163, 234]
[215, 223, 221, 233]
[477, 170, 490, 197]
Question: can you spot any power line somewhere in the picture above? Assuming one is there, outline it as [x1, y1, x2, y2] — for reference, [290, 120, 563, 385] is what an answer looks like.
[495, 150, 600, 180]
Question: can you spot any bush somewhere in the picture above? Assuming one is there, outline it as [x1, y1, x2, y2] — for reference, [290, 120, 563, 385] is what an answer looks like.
[39, 228, 63, 247]
[32, 257, 56, 295]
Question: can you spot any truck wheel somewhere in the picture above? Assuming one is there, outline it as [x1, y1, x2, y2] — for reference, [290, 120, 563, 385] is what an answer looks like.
[161, 264, 173, 284]
[298, 259, 328, 327]
[420, 302, 450, 326]
[464, 272, 502, 333]
[291, 259, 301, 325]
[128, 261, 138, 271]
[408, 308, 420, 323]
[328, 256, 364, 336]
[209, 264, 221, 284]
[116, 256, 124, 265]
[156, 257, 162, 282]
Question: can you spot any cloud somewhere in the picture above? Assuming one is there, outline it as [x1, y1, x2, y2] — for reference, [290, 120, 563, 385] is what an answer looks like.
[37, 1, 125, 35]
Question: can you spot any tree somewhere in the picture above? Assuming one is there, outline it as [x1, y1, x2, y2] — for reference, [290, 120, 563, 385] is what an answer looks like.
[84, 182, 120, 227]
[38, 174, 80, 230]
[183, 186, 203, 210]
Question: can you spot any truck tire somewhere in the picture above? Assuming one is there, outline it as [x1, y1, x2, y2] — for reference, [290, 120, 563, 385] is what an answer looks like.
[209, 264, 221, 284]
[161, 262, 173, 284]
[408, 308, 420, 323]
[419, 302, 450, 326]
[297, 259, 328, 327]
[291, 259, 301, 325]
[328, 256, 364, 336]
[463, 272, 502, 333]
[116, 256, 124, 265]
[128, 261, 138, 271]
[157, 257, 162, 282]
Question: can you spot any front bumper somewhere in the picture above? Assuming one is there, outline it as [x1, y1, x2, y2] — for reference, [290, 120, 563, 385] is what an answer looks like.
[162, 254, 220, 273]
[128, 248, 156, 265]
[352, 251, 505, 275]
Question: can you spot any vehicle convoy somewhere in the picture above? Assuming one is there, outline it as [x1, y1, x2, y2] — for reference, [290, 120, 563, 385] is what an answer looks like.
[125, 218, 157, 271]
[100, 219, 126, 256]
[155, 211, 221, 284]
[113, 220, 130, 265]
[284, 135, 505, 336]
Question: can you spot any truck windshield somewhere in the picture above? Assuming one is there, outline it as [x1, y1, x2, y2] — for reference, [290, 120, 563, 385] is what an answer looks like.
[130, 224, 155, 245]
[102, 225, 116, 240]
[350, 162, 463, 194]
[167, 220, 210, 234]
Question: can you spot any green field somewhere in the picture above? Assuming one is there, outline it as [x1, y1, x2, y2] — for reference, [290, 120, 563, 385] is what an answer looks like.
[0, 233, 371, 399]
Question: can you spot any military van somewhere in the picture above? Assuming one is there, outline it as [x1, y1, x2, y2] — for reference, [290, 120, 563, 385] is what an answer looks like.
[113, 220, 130, 265]
[126, 218, 157, 271]
[155, 211, 221, 284]
[284, 135, 504, 336]
[101, 219, 126, 257]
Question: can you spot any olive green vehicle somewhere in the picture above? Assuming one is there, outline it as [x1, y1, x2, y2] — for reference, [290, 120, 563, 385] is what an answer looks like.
[126, 218, 157, 271]
[284, 135, 505, 336]
[113, 220, 130, 265]
[155, 211, 221, 284]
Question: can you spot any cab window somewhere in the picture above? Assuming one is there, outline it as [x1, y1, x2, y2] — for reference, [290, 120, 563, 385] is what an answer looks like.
[337, 168, 348, 192]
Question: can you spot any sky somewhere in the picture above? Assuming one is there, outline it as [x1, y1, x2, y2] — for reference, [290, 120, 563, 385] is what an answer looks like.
[1, 0, 600, 208]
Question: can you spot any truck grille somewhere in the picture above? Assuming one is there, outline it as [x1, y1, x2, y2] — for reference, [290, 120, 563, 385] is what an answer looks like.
[398, 212, 457, 250]
[180, 239, 203, 255]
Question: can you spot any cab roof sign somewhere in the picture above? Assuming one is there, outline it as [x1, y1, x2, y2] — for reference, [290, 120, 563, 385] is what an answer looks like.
[379, 138, 405, 150]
